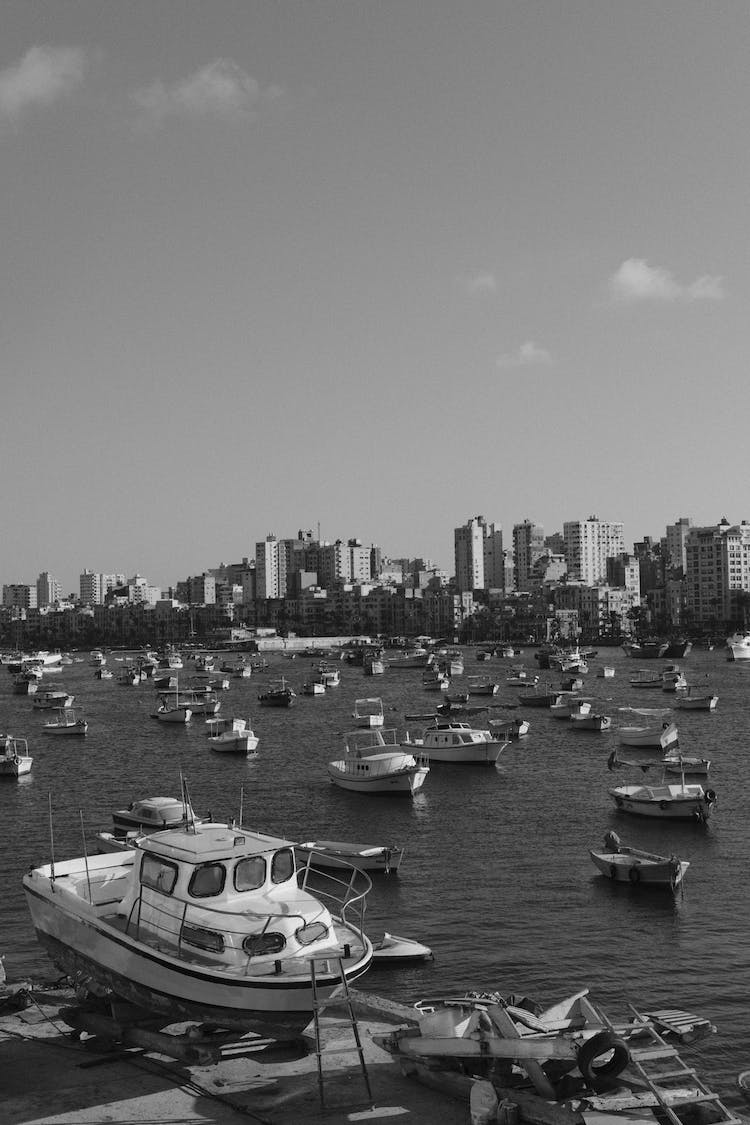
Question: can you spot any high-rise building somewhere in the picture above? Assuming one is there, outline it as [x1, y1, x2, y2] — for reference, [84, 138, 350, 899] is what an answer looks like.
[685, 520, 750, 626]
[454, 516, 502, 593]
[512, 520, 547, 591]
[255, 535, 284, 599]
[563, 517, 624, 585]
[2, 583, 37, 609]
[664, 517, 692, 576]
[36, 571, 61, 607]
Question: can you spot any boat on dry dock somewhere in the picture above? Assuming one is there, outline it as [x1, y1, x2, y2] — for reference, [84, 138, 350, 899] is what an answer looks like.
[23, 819, 373, 1039]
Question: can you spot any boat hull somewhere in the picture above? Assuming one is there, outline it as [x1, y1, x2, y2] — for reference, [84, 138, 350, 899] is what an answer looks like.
[609, 784, 714, 821]
[24, 873, 372, 1039]
[589, 851, 689, 888]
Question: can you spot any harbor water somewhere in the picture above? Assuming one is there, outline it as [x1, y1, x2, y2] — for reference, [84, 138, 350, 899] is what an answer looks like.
[1, 645, 747, 1111]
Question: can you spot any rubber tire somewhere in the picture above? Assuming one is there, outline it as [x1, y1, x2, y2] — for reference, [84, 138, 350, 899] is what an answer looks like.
[628, 866, 641, 884]
[577, 1031, 630, 1089]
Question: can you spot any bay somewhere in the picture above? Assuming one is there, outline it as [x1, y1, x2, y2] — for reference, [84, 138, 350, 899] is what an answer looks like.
[1, 645, 747, 1110]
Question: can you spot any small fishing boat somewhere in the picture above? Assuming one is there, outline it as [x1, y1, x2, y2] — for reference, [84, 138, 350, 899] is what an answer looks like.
[608, 775, 716, 821]
[570, 712, 612, 731]
[302, 678, 326, 696]
[33, 690, 75, 711]
[43, 707, 88, 736]
[151, 693, 192, 723]
[295, 839, 404, 873]
[0, 735, 33, 778]
[372, 932, 434, 963]
[258, 677, 296, 707]
[674, 690, 719, 711]
[550, 694, 591, 719]
[24, 820, 373, 1040]
[328, 728, 429, 796]
[618, 720, 679, 751]
[589, 831, 689, 889]
[488, 717, 530, 740]
[467, 676, 499, 696]
[206, 716, 259, 754]
[352, 697, 385, 727]
[402, 720, 508, 765]
[597, 666, 615, 678]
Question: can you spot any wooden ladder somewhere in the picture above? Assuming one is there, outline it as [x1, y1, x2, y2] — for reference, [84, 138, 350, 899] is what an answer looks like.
[309, 956, 373, 1111]
[625, 1005, 742, 1125]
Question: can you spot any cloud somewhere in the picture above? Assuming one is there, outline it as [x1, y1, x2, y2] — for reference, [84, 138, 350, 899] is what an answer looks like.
[496, 340, 553, 369]
[456, 271, 498, 296]
[131, 59, 282, 125]
[0, 46, 87, 122]
[609, 258, 725, 303]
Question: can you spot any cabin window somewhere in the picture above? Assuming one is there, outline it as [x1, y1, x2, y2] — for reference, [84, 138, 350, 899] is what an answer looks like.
[243, 932, 286, 956]
[271, 848, 294, 884]
[141, 854, 178, 895]
[235, 856, 266, 891]
[189, 862, 226, 898]
[295, 920, 329, 946]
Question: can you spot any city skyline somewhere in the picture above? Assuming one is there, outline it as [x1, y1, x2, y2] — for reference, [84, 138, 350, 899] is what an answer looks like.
[4, 510, 745, 598]
[3, 3, 748, 590]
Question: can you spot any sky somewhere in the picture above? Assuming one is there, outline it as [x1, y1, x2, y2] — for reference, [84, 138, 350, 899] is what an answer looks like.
[2, 1, 748, 593]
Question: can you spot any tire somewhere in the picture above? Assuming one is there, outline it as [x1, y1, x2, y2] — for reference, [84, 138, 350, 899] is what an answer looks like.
[628, 866, 641, 884]
[705, 789, 717, 803]
[577, 1031, 630, 1089]
[659, 801, 669, 811]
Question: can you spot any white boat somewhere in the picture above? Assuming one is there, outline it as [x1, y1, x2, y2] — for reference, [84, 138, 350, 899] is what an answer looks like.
[662, 752, 711, 776]
[152, 694, 192, 723]
[33, 690, 75, 710]
[597, 666, 616, 678]
[0, 735, 33, 778]
[317, 662, 341, 687]
[402, 721, 508, 765]
[488, 717, 531, 740]
[570, 712, 612, 731]
[43, 707, 88, 736]
[372, 932, 433, 963]
[352, 697, 385, 727]
[177, 689, 221, 716]
[12, 673, 38, 695]
[618, 720, 679, 751]
[95, 668, 114, 680]
[467, 676, 499, 696]
[327, 728, 429, 796]
[302, 678, 326, 696]
[608, 777, 716, 821]
[674, 689, 719, 711]
[550, 695, 592, 719]
[206, 716, 259, 754]
[110, 795, 206, 839]
[662, 670, 688, 692]
[726, 631, 750, 661]
[258, 677, 296, 707]
[362, 654, 385, 675]
[388, 648, 434, 670]
[295, 839, 404, 874]
[23, 820, 373, 1040]
[589, 831, 689, 889]
[629, 669, 664, 688]
[88, 649, 107, 667]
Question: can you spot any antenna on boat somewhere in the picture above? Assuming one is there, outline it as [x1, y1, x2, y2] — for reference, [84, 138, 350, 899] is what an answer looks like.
[79, 810, 93, 903]
[48, 792, 56, 886]
[238, 786, 244, 829]
[182, 773, 197, 832]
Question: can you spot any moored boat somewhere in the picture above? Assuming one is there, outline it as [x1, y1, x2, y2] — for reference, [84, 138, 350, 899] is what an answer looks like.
[402, 720, 508, 765]
[0, 735, 33, 778]
[258, 677, 296, 707]
[327, 728, 429, 795]
[618, 720, 679, 751]
[352, 697, 385, 727]
[206, 716, 259, 754]
[295, 839, 404, 874]
[371, 932, 434, 963]
[43, 707, 88, 736]
[589, 830, 689, 889]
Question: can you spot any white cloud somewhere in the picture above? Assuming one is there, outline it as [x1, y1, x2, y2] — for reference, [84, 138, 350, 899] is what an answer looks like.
[457, 271, 497, 295]
[131, 59, 281, 125]
[496, 340, 553, 369]
[0, 46, 87, 122]
[609, 258, 725, 303]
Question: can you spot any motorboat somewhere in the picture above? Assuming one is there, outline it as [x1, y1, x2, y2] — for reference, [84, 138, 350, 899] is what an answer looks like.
[506, 669, 537, 687]
[327, 728, 429, 796]
[517, 683, 560, 707]
[662, 669, 688, 692]
[674, 689, 719, 711]
[608, 776, 716, 821]
[23, 820, 373, 1040]
[726, 631, 750, 661]
[467, 676, 499, 696]
[43, 707, 88, 736]
[89, 649, 107, 667]
[95, 668, 114, 680]
[302, 678, 326, 695]
[372, 932, 434, 964]
[402, 721, 508, 765]
[488, 717, 530, 740]
[622, 640, 669, 659]
[570, 712, 612, 731]
[33, 690, 75, 710]
[662, 752, 711, 776]
[618, 720, 679, 751]
[176, 688, 221, 716]
[317, 662, 341, 688]
[152, 693, 192, 723]
[12, 673, 39, 695]
[109, 795, 207, 841]
[549, 647, 588, 673]
[597, 666, 616, 678]
[388, 647, 434, 670]
[352, 697, 385, 727]
[295, 839, 404, 874]
[422, 668, 449, 692]
[629, 669, 664, 688]
[589, 831, 689, 889]
[258, 677, 296, 707]
[206, 716, 259, 754]
[550, 695, 591, 719]
[362, 654, 385, 675]
[0, 735, 33, 778]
